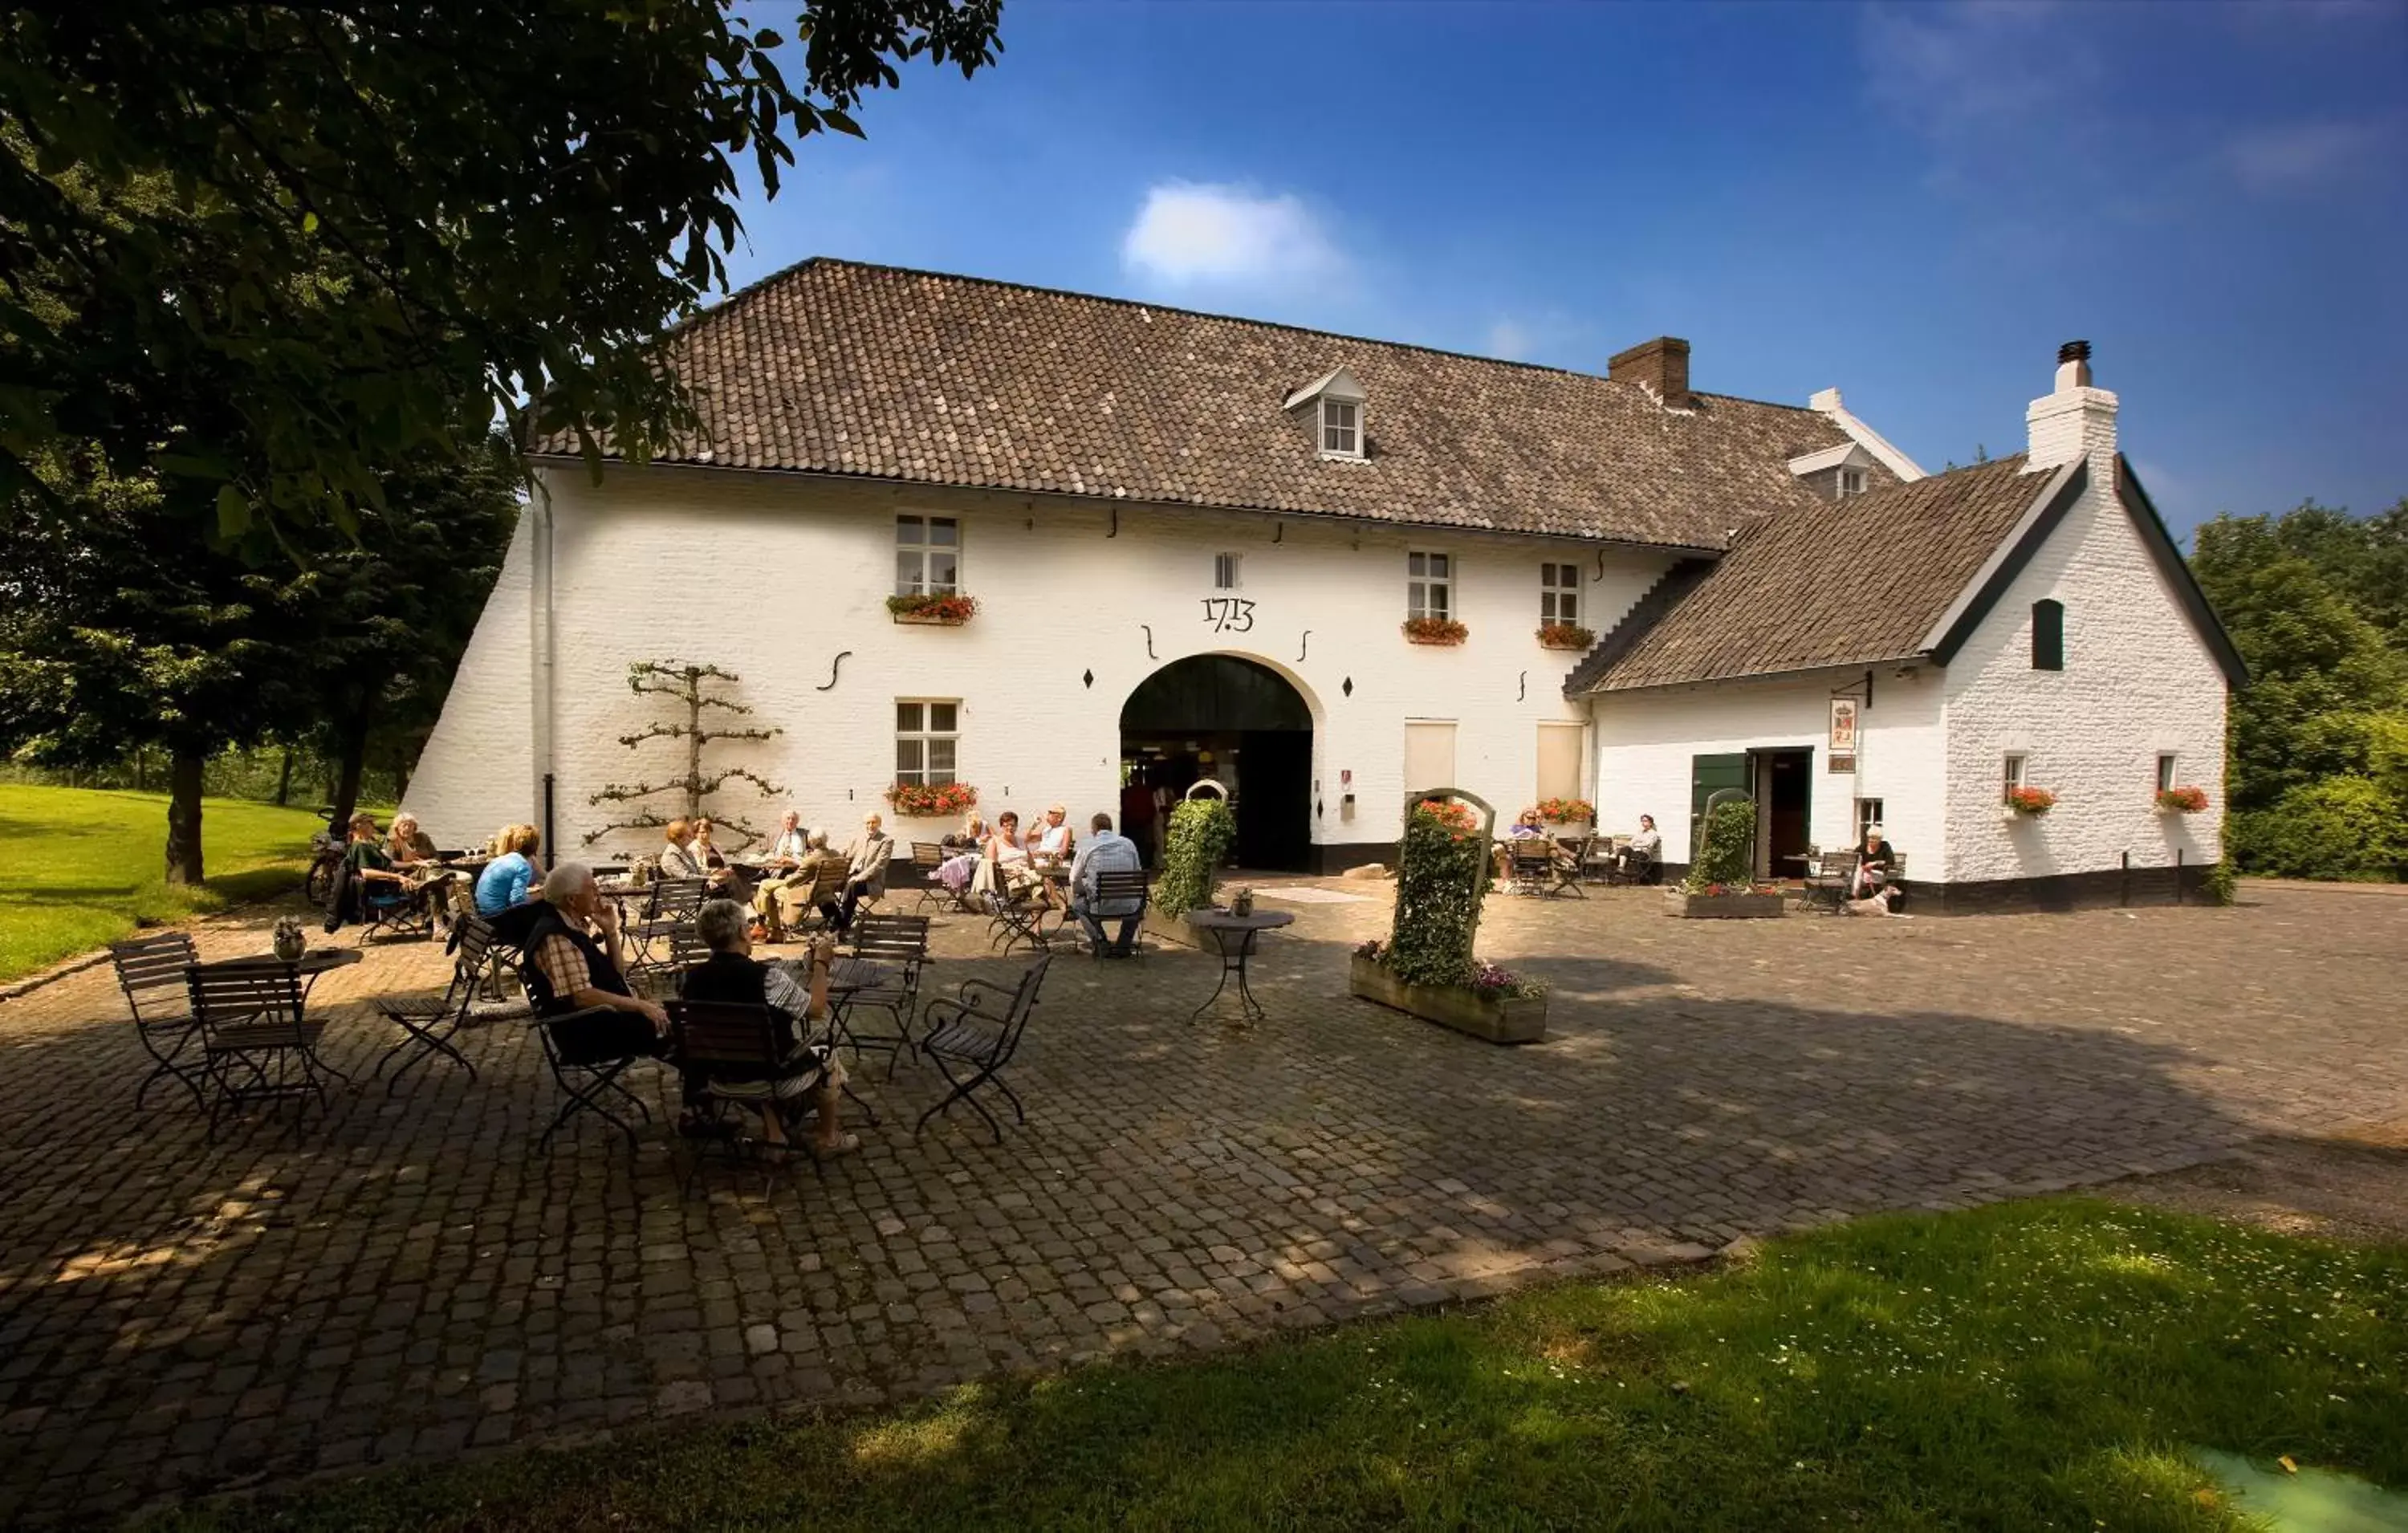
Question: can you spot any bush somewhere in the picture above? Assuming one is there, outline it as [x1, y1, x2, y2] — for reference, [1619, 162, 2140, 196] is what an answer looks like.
[1387, 799, 1491, 986]
[2228, 775, 2408, 880]
[1683, 799, 1755, 894]
[2201, 856, 2238, 906]
[1154, 798, 1235, 917]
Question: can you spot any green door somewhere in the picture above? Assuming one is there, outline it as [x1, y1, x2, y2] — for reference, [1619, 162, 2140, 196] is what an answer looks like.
[1690, 753, 1749, 856]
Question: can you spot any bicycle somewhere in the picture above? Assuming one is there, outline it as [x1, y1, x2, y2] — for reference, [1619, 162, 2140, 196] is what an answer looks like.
[303, 807, 344, 905]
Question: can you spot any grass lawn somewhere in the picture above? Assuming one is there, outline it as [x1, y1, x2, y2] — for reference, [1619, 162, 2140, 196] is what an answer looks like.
[154, 1199, 2407, 1531]
[0, 784, 332, 983]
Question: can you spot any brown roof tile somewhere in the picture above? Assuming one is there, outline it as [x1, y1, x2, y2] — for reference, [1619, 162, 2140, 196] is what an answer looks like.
[1577, 455, 2054, 692]
[535, 258, 1869, 549]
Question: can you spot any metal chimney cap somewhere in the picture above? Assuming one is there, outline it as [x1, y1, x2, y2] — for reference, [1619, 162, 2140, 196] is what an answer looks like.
[2056, 340, 2093, 364]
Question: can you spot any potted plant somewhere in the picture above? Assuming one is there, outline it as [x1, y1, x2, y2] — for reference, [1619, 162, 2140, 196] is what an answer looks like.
[1348, 791, 1548, 1042]
[1533, 796, 1595, 827]
[1672, 799, 1784, 917]
[1147, 795, 1238, 945]
[2155, 785, 2209, 815]
[1401, 616, 1469, 646]
[888, 592, 978, 626]
[885, 781, 978, 819]
[2003, 786, 2057, 819]
[1537, 623, 1595, 651]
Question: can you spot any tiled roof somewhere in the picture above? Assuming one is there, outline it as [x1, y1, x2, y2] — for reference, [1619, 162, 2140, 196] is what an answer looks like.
[533, 258, 1869, 550]
[1576, 455, 2052, 693]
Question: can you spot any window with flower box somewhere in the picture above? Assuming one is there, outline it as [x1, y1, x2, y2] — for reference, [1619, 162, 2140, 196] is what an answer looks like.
[1408, 551, 1452, 621]
[1540, 563, 1579, 627]
[895, 515, 960, 596]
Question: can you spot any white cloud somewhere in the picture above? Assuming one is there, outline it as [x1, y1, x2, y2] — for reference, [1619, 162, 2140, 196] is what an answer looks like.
[1484, 319, 1533, 360]
[2226, 118, 2398, 194]
[1121, 182, 1342, 287]
[1860, 0, 2093, 142]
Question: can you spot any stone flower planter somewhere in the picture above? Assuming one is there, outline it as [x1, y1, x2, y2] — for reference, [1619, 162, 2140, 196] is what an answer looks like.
[1668, 892, 1785, 919]
[1348, 954, 1547, 1043]
[892, 610, 970, 627]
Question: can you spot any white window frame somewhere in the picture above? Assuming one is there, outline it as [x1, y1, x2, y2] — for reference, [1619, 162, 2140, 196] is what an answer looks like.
[1540, 562, 1580, 626]
[1837, 467, 1867, 498]
[1856, 797, 1885, 840]
[895, 699, 960, 787]
[894, 514, 961, 597]
[1320, 397, 1361, 459]
[2156, 753, 2178, 793]
[2002, 753, 2027, 803]
[1407, 551, 1453, 621]
[1214, 552, 1243, 591]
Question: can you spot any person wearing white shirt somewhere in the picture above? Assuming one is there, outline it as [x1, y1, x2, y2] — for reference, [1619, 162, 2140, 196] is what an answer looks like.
[1068, 813, 1145, 958]
[750, 811, 811, 940]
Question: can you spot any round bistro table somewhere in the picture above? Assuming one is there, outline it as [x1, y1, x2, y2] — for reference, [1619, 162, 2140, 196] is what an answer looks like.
[1180, 908, 1295, 1025]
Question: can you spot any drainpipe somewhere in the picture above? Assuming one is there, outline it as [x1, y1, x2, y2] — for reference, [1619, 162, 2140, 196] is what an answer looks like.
[529, 475, 558, 851]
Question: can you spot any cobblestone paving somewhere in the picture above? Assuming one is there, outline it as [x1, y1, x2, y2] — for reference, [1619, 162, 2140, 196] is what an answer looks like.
[2, 884, 2403, 1523]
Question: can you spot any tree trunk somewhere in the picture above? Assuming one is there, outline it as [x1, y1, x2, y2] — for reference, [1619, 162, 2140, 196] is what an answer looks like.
[165, 747, 206, 886]
[328, 719, 368, 832]
[274, 746, 294, 806]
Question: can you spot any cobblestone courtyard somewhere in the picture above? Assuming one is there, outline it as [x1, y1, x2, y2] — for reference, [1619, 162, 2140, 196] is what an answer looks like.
[2, 883, 2403, 1523]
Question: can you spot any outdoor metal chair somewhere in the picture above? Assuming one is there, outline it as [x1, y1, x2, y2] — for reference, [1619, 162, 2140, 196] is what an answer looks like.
[915, 951, 1051, 1145]
[625, 876, 708, 978]
[529, 1005, 657, 1153]
[354, 877, 434, 945]
[113, 930, 205, 1109]
[1080, 868, 1152, 957]
[1796, 849, 1860, 913]
[836, 913, 932, 1078]
[983, 879, 1056, 955]
[371, 915, 502, 1093]
[1504, 840, 1564, 896]
[1577, 836, 1621, 886]
[909, 842, 951, 913]
[665, 999, 832, 1193]
[781, 864, 853, 939]
[186, 961, 336, 1134]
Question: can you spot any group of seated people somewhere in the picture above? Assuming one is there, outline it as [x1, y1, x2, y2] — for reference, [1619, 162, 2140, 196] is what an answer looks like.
[514, 860, 857, 1158]
[1492, 811, 1662, 884]
[333, 811, 470, 929]
[742, 811, 893, 941]
[929, 804, 1145, 956]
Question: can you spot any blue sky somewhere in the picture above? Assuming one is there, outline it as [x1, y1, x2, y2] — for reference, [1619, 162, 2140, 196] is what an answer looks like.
[730, 1, 2406, 538]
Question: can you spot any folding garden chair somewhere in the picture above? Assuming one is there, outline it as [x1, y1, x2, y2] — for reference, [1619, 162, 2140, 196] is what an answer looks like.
[372, 915, 509, 1093]
[665, 998, 831, 1193]
[779, 864, 853, 940]
[1796, 849, 1859, 913]
[984, 879, 1057, 955]
[112, 930, 204, 1109]
[838, 913, 932, 1079]
[354, 878, 434, 944]
[915, 952, 1051, 1145]
[625, 876, 708, 981]
[1081, 868, 1152, 958]
[909, 842, 950, 913]
[530, 1006, 658, 1152]
[186, 962, 336, 1134]
[1505, 840, 1560, 895]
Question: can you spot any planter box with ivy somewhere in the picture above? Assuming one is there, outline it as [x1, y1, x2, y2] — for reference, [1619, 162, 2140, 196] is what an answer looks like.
[1537, 623, 1595, 652]
[884, 781, 977, 819]
[2003, 786, 2056, 820]
[888, 592, 978, 626]
[1670, 798, 1785, 918]
[1348, 950, 1546, 1043]
[1345, 791, 1548, 1043]
[2155, 786, 2208, 816]
[1401, 616, 1468, 646]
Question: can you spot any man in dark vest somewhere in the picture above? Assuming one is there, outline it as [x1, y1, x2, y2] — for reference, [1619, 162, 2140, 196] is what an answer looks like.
[681, 900, 856, 1158]
[519, 861, 670, 1063]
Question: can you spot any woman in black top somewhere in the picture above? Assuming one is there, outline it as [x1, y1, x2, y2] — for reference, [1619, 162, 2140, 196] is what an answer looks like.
[1853, 827, 1896, 898]
[678, 901, 855, 1157]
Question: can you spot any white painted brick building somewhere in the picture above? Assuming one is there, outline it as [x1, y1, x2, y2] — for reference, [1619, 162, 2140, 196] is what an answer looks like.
[407, 263, 2241, 909]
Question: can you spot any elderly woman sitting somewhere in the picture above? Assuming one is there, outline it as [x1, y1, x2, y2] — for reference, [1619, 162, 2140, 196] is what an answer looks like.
[677, 899, 856, 1157]
[475, 824, 544, 917]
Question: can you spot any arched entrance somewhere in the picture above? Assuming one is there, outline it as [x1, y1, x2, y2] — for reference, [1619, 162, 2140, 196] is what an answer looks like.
[1120, 655, 1313, 872]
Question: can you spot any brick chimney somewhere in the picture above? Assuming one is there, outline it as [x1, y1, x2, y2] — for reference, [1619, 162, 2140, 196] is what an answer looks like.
[2024, 339, 2117, 474]
[1609, 336, 1692, 408]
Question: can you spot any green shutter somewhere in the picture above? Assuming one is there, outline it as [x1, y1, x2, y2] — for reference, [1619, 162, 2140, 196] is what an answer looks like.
[1690, 753, 1749, 848]
[2032, 599, 2064, 670]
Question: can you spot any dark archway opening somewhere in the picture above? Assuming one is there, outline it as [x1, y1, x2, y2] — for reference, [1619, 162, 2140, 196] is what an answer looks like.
[1120, 655, 1313, 873]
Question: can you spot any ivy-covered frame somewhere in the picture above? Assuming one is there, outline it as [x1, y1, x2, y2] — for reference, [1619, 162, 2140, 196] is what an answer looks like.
[1384, 787, 1497, 987]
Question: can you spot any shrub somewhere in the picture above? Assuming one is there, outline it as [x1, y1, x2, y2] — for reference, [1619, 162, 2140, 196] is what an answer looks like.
[1154, 797, 1236, 917]
[2201, 856, 2238, 905]
[2228, 775, 2408, 880]
[1401, 616, 1468, 645]
[1386, 798, 1491, 986]
[1683, 799, 1754, 894]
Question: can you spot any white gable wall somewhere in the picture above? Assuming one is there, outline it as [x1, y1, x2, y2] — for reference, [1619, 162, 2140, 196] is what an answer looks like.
[405, 508, 538, 847]
[1939, 477, 2227, 884]
[1590, 669, 1946, 864]
[405, 464, 1675, 858]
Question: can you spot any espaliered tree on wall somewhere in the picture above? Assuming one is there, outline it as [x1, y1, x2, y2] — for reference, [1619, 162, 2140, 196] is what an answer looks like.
[1153, 796, 1237, 918]
[585, 661, 783, 851]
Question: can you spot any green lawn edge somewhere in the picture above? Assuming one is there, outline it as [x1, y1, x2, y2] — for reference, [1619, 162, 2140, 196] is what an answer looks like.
[148, 1198, 2408, 1532]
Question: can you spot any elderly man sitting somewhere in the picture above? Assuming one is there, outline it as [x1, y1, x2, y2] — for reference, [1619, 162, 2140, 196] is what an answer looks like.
[1068, 811, 1145, 958]
[678, 899, 857, 1157]
[750, 810, 811, 941]
[821, 812, 894, 933]
[518, 860, 674, 1071]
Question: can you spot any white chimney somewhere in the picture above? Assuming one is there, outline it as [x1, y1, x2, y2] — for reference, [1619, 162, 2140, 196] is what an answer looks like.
[2024, 340, 2117, 473]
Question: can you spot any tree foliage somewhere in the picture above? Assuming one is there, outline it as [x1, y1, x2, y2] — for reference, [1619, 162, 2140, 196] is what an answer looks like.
[2190, 499, 2408, 878]
[0, 2, 1003, 533]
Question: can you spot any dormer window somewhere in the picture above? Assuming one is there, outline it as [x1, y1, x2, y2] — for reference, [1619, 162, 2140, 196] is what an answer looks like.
[1788, 442, 1878, 502]
[1838, 467, 1866, 498]
[1322, 398, 1359, 457]
[1285, 365, 1368, 461]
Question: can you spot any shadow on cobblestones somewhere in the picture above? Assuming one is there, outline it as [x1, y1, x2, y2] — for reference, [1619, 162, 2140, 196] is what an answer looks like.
[2, 884, 2401, 1525]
